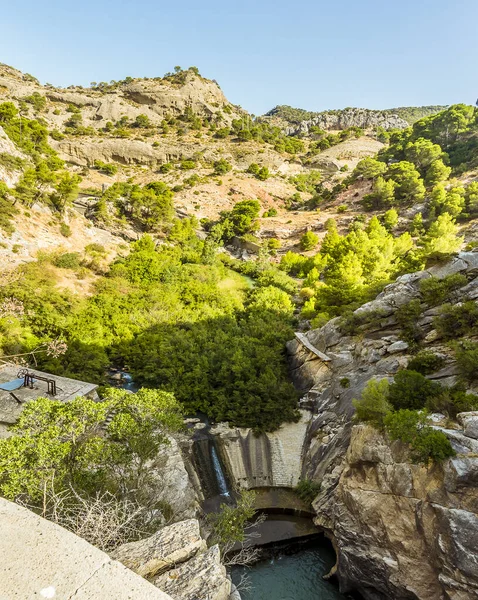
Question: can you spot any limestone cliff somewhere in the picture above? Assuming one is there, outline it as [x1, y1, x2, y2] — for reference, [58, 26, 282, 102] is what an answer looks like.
[285, 251, 478, 599]
[314, 424, 478, 600]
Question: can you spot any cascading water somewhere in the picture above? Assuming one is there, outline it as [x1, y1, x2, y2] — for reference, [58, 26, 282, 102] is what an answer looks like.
[210, 442, 230, 497]
[192, 435, 232, 507]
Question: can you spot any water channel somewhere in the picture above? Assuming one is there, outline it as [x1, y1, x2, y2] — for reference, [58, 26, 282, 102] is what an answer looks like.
[116, 373, 348, 599]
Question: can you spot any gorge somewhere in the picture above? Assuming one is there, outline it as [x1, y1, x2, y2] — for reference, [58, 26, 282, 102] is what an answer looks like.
[0, 59, 478, 600]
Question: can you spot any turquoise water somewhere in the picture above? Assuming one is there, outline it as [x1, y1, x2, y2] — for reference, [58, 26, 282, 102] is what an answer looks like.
[231, 542, 346, 600]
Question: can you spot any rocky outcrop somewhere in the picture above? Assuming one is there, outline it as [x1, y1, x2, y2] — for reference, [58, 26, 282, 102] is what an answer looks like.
[285, 251, 478, 599]
[146, 435, 200, 521]
[111, 519, 206, 579]
[113, 519, 231, 600]
[212, 410, 312, 489]
[0, 497, 173, 600]
[314, 424, 478, 600]
[153, 545, 230, 600]
[283, 108, 408, 136]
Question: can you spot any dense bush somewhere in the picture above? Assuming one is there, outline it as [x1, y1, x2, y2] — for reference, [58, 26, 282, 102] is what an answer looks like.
[213, 159, 232, 175]
[93, 160, 118, 176]
[53, 252, 81, 269]
[384, 409, 455, 465]
[388, 370, 441, 410]
[434, 302, 478, 339]
[454, 341, 478, 382]
[407, 351, 445, 375]
[0, 389, 183, 536]
[353, 378, 391, 428]
[300, 231, 319, 251]
[395, 299, 423, 346]
[419, 274, 467, 306]
[294, 479, 321, 504]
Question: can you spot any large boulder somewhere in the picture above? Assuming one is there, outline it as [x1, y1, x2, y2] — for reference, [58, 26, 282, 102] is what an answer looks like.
[153, 545, 231, 600]
[111, 519, 206, 579]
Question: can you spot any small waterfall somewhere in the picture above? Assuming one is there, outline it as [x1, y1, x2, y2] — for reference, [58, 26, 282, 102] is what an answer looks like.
[192, 436, 231, 501]
[211, 442, 230, 497]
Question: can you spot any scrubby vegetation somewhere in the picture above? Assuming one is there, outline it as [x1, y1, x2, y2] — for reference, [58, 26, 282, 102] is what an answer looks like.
[0, 232, 299, 432]
[354, 365, 478, 465]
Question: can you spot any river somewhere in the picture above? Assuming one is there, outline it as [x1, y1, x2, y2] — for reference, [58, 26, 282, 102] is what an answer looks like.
[231, 538, 347, 600]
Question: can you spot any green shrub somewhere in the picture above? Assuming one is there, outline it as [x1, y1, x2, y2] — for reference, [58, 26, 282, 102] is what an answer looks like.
[454, 341, 478, 382]
[434, 302, 478, 339]
[54, 252, 81, 269]
[419, 274, 467, 306]
[263, 208, 278, 218]
[60, 223, 72, 238]
[353, 378, 391, 428]
[425, 385, 478, 418]
[85, 243, 107, 256]
[300, 231, 319, 251]
[93, 160, 118, 176]
[213, 159, 232, 175]
[412, 428, 456, 464]
[23, 92, 46, 112]
[388, 370, 442, 410]
[384, 409, 455, 465]
[294, 479, 321, 504]
[180, 160, 196, 170]
[395, 299, 423, 346]
[12, 244, 21, 254]
[407, 351, 445, 375]
[340, 377, 350, 388]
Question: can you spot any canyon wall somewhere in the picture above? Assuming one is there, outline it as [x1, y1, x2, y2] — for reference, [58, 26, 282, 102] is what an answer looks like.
[284, 251, 478, 599]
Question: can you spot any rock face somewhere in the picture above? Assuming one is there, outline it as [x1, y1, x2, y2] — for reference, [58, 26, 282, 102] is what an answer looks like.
[283, 108, 409, 136]
[153, 545, 230, 600]
[0, 497, 172, 600]
[285, 251, 478, 599]
[314, 425, 478, 600]
[212, 410, 312, 489]
[113, 519, 231, 600]
[146, 435, 200, 521]
[111, 519, 206, 579]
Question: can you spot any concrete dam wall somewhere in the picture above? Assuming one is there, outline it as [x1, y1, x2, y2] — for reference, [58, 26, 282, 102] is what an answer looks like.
[211, 410, 312, 490]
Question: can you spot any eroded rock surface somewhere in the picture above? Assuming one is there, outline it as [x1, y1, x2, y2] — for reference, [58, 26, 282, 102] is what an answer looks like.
[113, 520, 230, 600]
[285, 251, 478, 599]
[314, 425, 478, 600]
[111, 519, 206, 579]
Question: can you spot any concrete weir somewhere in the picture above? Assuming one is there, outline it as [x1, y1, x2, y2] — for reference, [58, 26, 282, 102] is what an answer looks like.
[211, 410, 312, 490]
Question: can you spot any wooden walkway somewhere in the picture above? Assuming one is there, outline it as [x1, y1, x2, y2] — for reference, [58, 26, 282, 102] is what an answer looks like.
[294, 332, 331, 362]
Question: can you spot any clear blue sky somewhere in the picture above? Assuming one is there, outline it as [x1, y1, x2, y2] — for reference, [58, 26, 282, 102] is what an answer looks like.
[2, 0, 477, 115]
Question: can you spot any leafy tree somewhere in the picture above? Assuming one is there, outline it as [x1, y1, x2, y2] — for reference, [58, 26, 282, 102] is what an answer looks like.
[405, 138, 443, 171]
[383, 209, 398, 230]
[362, 177, 396, 209]
[424, 159, 451, 186]
[422, 214, 463, 257]
[353, 378, 391, 428]
[353, 157, 387, 180]
[386, 161, 425, 204]
[300, 231, 319, 251]
[0, 389, 183, 503]
[388, 370, 441, 410]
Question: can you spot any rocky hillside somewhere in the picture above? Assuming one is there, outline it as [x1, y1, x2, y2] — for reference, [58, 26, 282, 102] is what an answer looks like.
[265, 104, 447, 136]
[287, 251, 478, 599]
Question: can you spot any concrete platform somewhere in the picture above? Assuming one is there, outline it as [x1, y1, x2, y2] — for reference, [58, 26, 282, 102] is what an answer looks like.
[0, 363, 98, 437]
[0, 498, 172, 599]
